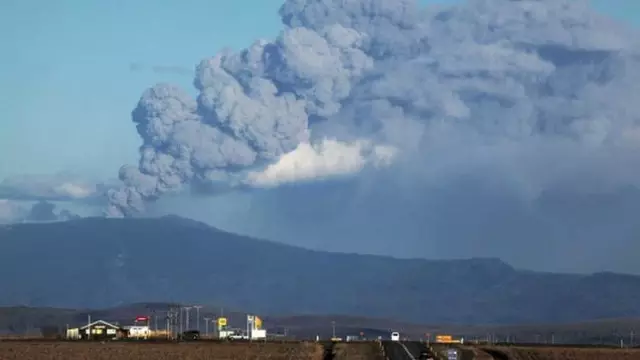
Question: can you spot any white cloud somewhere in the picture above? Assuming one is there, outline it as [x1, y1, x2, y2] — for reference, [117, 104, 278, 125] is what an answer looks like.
[0, 173, 99, 201]
[244, 138, 397, 188]
[53, 182, 95, 199]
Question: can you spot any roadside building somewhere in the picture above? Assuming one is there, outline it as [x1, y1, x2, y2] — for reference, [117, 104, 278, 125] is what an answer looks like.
[66, 320, 126, 340]
[124, 325, 151, 339]
[247, 315, 266, 340]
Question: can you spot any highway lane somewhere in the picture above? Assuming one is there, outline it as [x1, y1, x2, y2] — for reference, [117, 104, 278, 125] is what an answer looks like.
[382, 341, 506, 360]
[382, 341, 414, 359]
[403, 341, 426, 358]
[382, 341, 434, 360]
[382, 341, 409, 359]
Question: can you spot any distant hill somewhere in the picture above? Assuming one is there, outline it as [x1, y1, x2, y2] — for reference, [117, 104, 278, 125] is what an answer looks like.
[1, 216, 640, 325]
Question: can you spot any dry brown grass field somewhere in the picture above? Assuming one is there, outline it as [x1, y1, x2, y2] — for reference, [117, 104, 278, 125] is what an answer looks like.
[333, 341, 384, 360]
[0, 341, 324, 360]
[0, 336, 42, 340]
[482, 345, 640, 360]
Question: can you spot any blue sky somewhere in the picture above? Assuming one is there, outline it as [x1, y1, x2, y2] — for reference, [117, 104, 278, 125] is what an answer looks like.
[0, 0, 638, 182]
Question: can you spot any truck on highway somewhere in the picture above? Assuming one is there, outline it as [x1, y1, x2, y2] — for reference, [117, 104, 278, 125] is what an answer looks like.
[390, 331, 400, 341]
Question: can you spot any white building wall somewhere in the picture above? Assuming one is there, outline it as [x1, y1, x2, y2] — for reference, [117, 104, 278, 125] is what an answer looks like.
[126, 326, 150, 339]
[250, 329, 266, 340]
[66, 328, 80, 340]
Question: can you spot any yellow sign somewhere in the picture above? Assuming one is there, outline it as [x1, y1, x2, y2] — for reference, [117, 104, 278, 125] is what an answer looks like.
[217, 317, 227, 327]
[255, 316, 262, 329]
[436, 335, 453, 343]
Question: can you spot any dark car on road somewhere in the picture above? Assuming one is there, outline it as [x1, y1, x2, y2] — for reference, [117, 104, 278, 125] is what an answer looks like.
[180, 330, 200, 341]
[419, 349, 434, 360]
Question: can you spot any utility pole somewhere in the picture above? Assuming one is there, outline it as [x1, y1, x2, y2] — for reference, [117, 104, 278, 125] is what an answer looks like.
[153, 310, 158, 331]
[167, 307, 177, 339]
[183, 306, 193, 331]
[194, 305, 203, 332]
[247, 315, 251, 340]
[631, 330, 635, 347]
[166, 310, 172, 340]
[204, 317, 210, 336]
[165, 313, 169, 339]
[331, 321, 336, 338]
[173, 307, 180, 339]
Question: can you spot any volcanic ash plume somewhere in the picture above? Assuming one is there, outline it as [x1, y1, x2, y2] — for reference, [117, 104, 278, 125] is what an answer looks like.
[107, 0, 640, 217]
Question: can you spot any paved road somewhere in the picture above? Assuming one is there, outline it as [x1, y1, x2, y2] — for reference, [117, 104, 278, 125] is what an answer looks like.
[404, 341, 428, 358]
[382, 341, 434, 360]
[382, 341, 409, 359]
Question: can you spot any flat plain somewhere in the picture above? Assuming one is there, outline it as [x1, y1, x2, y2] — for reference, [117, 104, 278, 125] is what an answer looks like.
[3, 340, 640, 360]
[333, 341, 385, 360]
[480, 345, 640, 360]
[0, 341, 325, 360]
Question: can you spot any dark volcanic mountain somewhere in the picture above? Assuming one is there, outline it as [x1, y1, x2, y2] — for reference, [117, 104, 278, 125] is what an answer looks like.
[1, 216, 639, 325]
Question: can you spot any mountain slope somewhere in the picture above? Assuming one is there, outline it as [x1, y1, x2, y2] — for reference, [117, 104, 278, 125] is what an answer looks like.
[1, 216, 639, 325]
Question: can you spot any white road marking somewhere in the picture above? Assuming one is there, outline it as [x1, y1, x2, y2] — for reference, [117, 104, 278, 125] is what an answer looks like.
[400, 342, 416, 360]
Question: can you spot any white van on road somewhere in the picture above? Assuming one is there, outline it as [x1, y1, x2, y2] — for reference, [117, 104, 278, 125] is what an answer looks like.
[390, 331, 400, 341]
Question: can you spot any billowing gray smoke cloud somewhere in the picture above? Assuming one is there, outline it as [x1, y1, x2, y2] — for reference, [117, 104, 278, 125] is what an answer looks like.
[109, 0, 640, 272]
[107, 2, 398, 216]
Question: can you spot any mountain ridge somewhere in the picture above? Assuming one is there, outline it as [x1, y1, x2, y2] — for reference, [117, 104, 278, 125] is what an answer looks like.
[1, 216, 640, 325]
